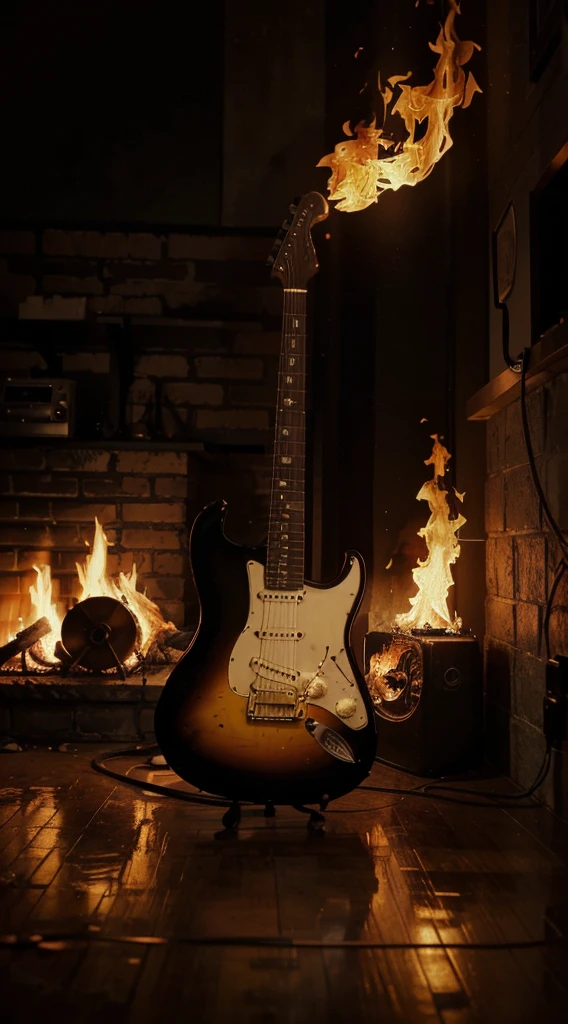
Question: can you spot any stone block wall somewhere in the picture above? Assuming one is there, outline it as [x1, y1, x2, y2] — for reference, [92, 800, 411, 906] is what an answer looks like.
[482, 0, 568, 813]
[485, 373, 568, 811]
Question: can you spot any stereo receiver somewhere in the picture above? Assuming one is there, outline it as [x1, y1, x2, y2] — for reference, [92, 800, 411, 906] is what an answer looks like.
[0, 378, 76, 437]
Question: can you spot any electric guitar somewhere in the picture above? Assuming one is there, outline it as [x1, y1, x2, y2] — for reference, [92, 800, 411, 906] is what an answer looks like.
[154, 192, 376, 807]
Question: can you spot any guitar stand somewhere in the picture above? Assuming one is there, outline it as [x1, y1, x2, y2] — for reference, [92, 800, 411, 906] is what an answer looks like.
[222, 802, 242, 830]
[292, 804, 326, 832]
[214, 800, 327, 839]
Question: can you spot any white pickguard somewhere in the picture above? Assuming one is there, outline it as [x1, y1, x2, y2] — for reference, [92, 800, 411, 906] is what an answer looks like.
[228, 559, 368, 730]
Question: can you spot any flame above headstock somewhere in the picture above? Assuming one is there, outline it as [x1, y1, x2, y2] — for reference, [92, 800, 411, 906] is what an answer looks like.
[317, 0, 481, 213]
[268, 192, 329, 289]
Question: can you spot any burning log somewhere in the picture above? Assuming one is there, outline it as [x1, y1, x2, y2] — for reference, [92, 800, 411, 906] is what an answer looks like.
[162, 628, 194, 652]
[0, 618, 51, 668]
[142, 626, 187, 665]
[21, 518, 188, 675]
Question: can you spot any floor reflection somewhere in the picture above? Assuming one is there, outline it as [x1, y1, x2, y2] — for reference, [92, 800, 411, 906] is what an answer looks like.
[3, 749, 568, 1022]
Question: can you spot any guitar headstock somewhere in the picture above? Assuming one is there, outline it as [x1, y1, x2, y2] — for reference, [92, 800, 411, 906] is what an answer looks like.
[267, 192, 329, 289]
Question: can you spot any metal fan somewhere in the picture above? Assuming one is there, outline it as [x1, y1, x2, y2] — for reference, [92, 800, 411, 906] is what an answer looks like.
[60, 596, 137, 678]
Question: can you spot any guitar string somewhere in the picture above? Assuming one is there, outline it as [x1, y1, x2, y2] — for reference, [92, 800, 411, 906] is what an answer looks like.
[288, 246, 294, 690]
[273, 249, 287, 688]
[291, 250, 301, 692]
[265, 252, 292, 693]
[262, 241, 310, 711]
[289, 248, 299, 696]
[272, 249, 300, 701]
[272, 257, 287, 681]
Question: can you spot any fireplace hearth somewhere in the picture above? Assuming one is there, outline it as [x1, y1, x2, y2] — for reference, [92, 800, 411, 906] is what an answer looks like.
[0, 590, 193, 744]
[0, 668, 169, 745]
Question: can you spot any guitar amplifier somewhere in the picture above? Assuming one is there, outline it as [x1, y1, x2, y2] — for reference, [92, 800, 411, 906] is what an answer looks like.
[364, 630, 483, 777]
[0, 379, 75, 437]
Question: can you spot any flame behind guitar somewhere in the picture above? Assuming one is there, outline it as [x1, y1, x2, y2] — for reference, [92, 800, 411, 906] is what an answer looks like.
[154, 192, 377, 807]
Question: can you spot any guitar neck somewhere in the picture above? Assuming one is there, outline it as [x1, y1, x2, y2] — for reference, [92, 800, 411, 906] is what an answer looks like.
[265, 290, 307, 591]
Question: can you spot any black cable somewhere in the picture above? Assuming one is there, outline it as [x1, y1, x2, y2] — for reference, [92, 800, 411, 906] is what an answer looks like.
[93, 744, 551, 814]
[520, 347, 568, 661]
[92, 747, 417, 813]
[544, 561, 567, 661]
[92, 747, 406, 814]
[520, 348, 568, 559]
[360, 788, 546, 810]
[91, 746, 235, 808]
[1, 933, 567, 952]
[326, 798, 406, 814]
[364, 741, 552, 807]
[491, 225, 522, 372]
[416, 744, 552, 802]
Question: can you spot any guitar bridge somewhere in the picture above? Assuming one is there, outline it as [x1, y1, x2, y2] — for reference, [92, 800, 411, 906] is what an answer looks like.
[247, 681, 305, 721]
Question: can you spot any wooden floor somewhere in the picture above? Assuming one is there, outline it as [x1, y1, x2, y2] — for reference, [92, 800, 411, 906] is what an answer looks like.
[1, 746, 568, 1023]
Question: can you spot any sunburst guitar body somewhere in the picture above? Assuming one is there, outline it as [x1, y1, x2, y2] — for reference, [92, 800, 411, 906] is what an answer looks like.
[154, 193, 376, 807]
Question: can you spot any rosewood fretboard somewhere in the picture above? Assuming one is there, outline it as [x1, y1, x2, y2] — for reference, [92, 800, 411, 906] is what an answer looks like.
[265, 291, 307, 591]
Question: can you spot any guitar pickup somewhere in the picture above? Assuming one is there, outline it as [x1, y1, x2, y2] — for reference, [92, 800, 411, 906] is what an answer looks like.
[247, 681, 305, 721]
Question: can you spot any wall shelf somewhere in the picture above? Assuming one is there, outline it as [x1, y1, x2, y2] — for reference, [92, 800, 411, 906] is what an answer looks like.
[467, 321, 568, 421]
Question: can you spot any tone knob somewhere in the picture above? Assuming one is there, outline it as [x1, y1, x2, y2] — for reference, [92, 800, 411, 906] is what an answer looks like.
[335, 698, 357, 719]
[307, 679, 327, 699]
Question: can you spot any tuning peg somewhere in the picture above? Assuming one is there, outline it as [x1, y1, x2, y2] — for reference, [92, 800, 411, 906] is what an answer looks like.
[266, 235, 283, 265]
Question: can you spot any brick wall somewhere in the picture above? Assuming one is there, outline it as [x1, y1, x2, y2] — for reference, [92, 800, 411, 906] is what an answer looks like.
[0, 225, 281, 645]
[0, 226, 281, 446]
[485, 373, 568, 809]
[0, 445, 201, 641]
[0, 227, 281, 319]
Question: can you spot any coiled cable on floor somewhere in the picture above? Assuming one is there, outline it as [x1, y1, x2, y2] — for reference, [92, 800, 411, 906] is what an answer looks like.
[92, 743, 552, 813]
[92, 745, 234, 807]
[1, 931, 567, 953]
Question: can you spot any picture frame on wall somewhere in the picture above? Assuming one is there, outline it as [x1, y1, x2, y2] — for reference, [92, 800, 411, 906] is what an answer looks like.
[529, 0, 563, 80]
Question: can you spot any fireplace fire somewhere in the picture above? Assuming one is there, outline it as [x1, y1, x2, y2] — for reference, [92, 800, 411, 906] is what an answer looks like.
[0, 519, 184, 679]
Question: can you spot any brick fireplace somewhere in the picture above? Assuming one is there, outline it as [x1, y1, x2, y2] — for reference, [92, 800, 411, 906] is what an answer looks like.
[0, 445, 197, 639]
[0, 225, 279, 742]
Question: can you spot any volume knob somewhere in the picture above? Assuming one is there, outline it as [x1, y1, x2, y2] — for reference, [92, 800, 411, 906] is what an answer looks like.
[335, 698, 357, 719]
[307, 679, 327, 699]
